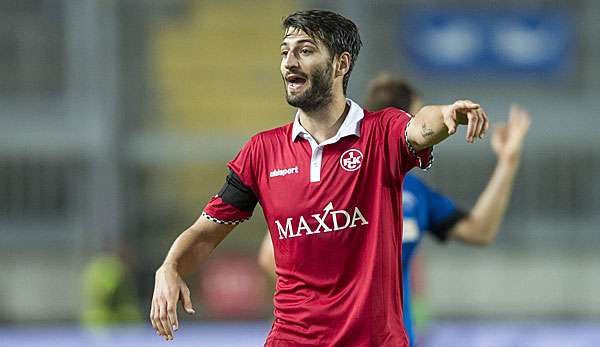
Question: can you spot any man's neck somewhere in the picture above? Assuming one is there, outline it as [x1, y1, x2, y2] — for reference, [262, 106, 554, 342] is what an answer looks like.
[297, 94, 349, 144]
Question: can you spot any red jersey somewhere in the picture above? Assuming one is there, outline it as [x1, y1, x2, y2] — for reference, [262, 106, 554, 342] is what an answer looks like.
[204, 100, 432, 346]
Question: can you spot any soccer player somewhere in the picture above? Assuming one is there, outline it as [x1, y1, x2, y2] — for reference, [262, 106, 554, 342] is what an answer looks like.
[258, 74, 531, 346]
[150, 10, 488, 346]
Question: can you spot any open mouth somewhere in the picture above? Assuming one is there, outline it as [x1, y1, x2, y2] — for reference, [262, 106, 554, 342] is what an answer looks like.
[285, 74, 307, 92]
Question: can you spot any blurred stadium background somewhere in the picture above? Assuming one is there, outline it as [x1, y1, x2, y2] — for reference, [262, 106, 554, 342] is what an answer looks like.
[1, 0, 599, 346]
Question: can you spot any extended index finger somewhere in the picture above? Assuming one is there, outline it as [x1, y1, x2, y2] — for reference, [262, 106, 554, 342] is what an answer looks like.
[454, 100, 480, 110]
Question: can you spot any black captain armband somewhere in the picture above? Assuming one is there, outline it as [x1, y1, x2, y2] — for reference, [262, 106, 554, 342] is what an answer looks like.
[218, 170, 258, 212]
[430, 209, 467, 243]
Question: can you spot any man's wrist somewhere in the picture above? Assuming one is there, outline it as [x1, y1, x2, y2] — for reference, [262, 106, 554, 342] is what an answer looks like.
[497, 156, 520, 170]
[158, 261, 179, 273]
[440, 104, 452, 118]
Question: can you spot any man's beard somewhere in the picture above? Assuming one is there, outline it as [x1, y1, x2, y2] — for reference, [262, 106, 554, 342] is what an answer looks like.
[285, 62, 334, 112]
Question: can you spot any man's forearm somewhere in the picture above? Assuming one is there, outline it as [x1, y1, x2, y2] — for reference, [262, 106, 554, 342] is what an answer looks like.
[160, 217, 234, 275]
[407, 101, 487, 150]
[407, 105, 451, 151]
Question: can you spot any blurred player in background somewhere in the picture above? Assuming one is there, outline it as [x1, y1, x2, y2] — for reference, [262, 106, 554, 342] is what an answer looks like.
[151, 10, 489, 346]
[81, 250, 142, 327]
[258, 73, 530, 346]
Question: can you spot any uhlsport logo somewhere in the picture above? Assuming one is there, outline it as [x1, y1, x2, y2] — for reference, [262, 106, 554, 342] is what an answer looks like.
[339, 149, 363, 172]
[275, 202, 369, 240]
[270, 166, 299, 178]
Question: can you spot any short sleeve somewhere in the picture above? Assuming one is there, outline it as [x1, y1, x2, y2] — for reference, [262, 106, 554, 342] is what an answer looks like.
[227, 137, 259, 193]
[425, 187, 466, 243]
[202, 138, 259, 225]
[382, 108, 433, 182]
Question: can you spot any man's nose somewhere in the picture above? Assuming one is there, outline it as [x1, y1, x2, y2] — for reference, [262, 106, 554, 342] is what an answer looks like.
[283, 52, 299, 69]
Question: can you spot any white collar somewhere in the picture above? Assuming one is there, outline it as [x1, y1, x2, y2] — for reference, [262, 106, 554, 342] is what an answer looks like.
[291, 99, 364, 143]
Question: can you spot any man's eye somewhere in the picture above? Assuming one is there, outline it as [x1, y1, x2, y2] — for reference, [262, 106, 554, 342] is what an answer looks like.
[281, 51, 289, 57]
[301, 49, 312, 55]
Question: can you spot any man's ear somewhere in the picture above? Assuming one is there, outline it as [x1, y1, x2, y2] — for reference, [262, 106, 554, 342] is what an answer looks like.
[335, 52, 351, 78]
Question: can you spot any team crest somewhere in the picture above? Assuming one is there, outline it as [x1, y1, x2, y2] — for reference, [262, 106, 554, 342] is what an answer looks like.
[339, 149, 363, 172]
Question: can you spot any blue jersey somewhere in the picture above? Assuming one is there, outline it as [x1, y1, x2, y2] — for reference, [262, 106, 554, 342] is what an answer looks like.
[401, 174, 465, 346]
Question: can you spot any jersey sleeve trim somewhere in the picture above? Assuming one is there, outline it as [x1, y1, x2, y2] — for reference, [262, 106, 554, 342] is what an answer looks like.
[429, 209, 467, 243]
[201, 211, 249, 225]
[404, 118, 434, 170]
[202, 171, 257, 224]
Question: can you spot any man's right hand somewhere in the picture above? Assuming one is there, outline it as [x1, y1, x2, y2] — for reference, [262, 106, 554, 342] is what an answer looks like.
[441, 100, 489, 143]
[150, 263, 195, 341]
